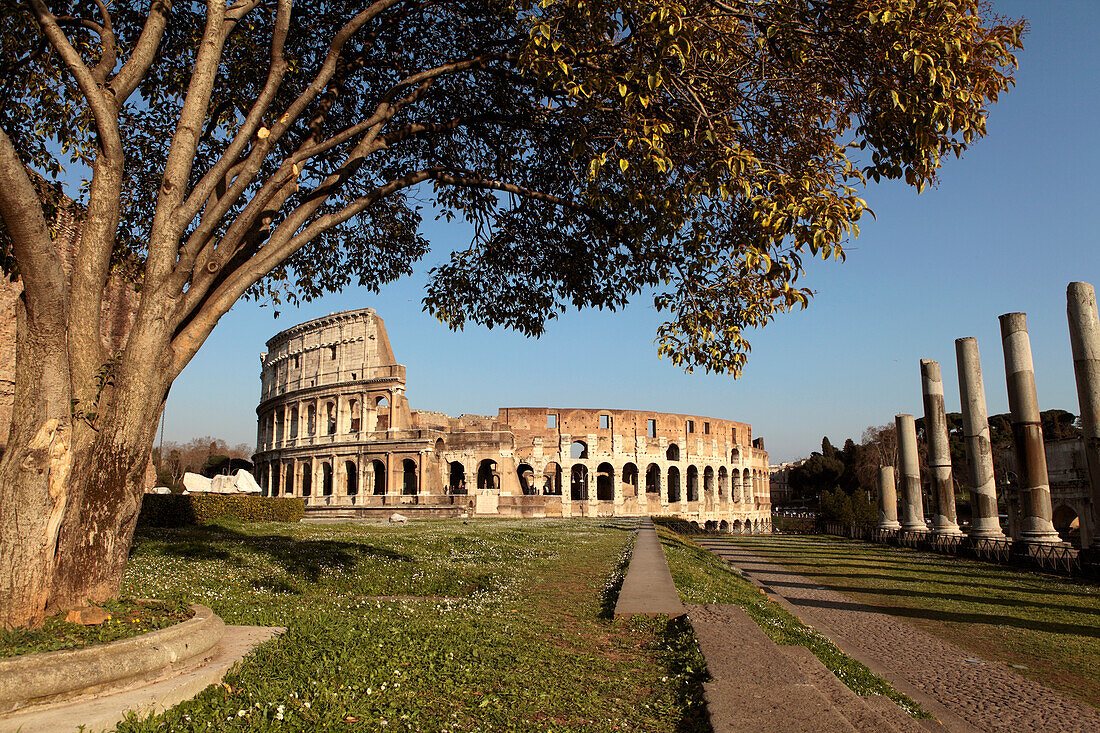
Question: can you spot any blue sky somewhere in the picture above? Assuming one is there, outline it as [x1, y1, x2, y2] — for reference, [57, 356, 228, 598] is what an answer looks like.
[162, 0, 1100, 462]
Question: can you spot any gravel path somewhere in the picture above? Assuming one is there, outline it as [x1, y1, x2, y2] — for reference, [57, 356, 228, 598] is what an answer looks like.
[700, 540, 1100, 733]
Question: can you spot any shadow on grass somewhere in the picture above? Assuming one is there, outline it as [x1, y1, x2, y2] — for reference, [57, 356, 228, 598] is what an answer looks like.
[784, 596, 1100, 638]
[653, 615, 711, 733]
[136, 524, 413, 584]
[758, 578, 1100, 617]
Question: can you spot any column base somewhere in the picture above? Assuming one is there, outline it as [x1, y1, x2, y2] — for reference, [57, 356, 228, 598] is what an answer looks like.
[900, 522, 927, 532]
[876, 520, 902, 531]
[931, 520, 964, 537]
[1013, 529, 1064, 546]
[965, 527, 1007, 541]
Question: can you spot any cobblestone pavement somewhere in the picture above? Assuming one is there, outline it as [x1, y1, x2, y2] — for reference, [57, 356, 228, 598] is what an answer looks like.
[705, 542, 1100, 733]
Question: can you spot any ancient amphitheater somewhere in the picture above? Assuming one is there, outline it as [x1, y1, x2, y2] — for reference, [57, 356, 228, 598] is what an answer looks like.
[253, 308, 772, 531]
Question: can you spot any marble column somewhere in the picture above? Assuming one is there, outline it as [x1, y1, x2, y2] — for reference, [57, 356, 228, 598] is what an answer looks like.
[896, 414, 926, 531]
[999, 313, 1061, 544]
[921, 359, 963, 535]
[877, 465, 901, 530]
[1068, 282, 1100, 550]
[955, 338, 1006, 538]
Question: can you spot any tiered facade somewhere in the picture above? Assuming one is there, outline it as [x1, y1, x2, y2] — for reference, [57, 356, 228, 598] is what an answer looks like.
[254, 308, 771, 531]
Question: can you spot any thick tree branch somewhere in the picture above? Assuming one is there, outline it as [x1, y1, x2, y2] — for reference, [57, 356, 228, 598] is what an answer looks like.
[109, 1, 173, 104]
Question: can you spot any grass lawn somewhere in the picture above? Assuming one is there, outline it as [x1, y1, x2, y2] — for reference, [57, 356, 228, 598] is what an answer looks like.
[654, 526, 929, 718]
[725, 534, 1100, 709]
[113, 517, 709, 732]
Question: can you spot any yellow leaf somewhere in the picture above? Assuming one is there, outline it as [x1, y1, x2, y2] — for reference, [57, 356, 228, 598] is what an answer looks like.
[619, 159, 629, 173]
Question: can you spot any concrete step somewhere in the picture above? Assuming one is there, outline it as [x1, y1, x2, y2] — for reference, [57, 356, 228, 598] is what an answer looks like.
[778, 645, 929, 733]
[614, 517, 686, 618]
[688, 603, 860, 733]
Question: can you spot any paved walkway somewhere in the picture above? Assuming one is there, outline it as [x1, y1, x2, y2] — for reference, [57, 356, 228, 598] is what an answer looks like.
[613, 517, 685, 618]
[697, 539, 1100, 733]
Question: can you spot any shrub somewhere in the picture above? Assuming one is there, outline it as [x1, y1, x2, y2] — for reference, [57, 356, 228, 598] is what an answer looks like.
[138, 493, 304, 527]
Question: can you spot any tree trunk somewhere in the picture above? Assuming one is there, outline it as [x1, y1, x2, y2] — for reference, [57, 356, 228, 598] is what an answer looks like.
[0, 293, 169, 628]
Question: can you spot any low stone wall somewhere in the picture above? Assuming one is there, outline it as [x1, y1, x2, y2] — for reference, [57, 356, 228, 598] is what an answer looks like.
[0, 604, 223, 715]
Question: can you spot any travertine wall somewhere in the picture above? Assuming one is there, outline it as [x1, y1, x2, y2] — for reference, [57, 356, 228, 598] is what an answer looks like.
[254, 309, 772, 531]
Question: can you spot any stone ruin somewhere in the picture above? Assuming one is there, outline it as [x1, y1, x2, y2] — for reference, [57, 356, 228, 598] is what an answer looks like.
[252, 308, 773, 532]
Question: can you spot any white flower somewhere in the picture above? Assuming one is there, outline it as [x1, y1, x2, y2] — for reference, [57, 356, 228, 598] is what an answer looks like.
[238, 709, 248, 717]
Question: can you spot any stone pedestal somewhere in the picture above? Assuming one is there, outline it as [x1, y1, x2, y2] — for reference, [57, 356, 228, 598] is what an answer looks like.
[876, 465, 901, 530]
[955, 337, 1006, 539]
[999, 312, 1061, 545]
[921, 359, 963, 536]
[1068, 282, 1100, 551]
[896, 414, 926, 532]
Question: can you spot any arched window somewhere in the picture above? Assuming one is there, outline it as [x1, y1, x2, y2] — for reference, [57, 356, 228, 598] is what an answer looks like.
[596, 462, 615, 501]
[449, 462, 466, 494]
[345, 460, 358, 495]
[570, 440, 588, 460]
[542, 463, 562, 495]
[704, 466, 715, 500]
[718, 467, 728, 501]
[622, 463, 639, 497]
[349, 400, 361, 433]
[666, 443, 680, 461]
[645, 464, 660, 494]
[686, 465, 699, 502]
[326, 401, 336, 435]
[667, 466, 681, 503]
[322, 463, 333, 496]
[372, 459, 386, 495]
[570, 464, 589, 500]
[402, 459, 418, 495]
[517, 463, 537, 495]
[477, 459, 497, 492]
[289, 407, 299, 439]
[301, 461, 312, 497]
[307, 404, 316, 436]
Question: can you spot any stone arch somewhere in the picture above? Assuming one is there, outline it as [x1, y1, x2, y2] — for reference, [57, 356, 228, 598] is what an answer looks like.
[742, 468, 752, 503]
[284, 462, 295, 496]
[1053, 504, 1081, 547]
[719, 519, 729, 532]
[325, 401, 337, 435]
[703, 466, 715, 500]
[301, 460, 312, 497]
[645, 463, 661, 494]
[270, 463, 281, 496]
[718, 467, 728, 501]
[349, 399, 361, 433]
[322, 462, 333, 496]
[686, 465, 699, 502]
[733, 519, 743, 533]
[596, 462, 615, 501]
[571, 464, 589, 500]
[667, 466, 681, 503]
[402, 458, 418, 495]
[542, 462, 562, 495]
[289, 406, 299, 439]
[449, 461, 466, 494]
[477, 459, 498, 492]
[570, 440, 589, 459]
[731, 447, 740, 463]
[307, 404, 316, 435]
[622, 463, 639, 498]
[704, 520, 717, 531]
[345, 459, 358, 495]
[372, 459, 386, 495]
[666, 443, 680, 461]
[517, 463, 537, 495]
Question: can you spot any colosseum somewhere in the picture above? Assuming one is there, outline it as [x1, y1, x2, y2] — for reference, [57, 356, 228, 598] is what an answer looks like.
[253, 308, 772, 532]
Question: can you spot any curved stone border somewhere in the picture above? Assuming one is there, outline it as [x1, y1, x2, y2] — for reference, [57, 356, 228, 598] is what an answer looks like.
[0, 604, 224, 715]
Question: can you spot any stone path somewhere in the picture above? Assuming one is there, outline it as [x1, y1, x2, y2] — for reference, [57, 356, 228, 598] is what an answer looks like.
[697, 538, 1100, 733]
[613, 517, 686, 618]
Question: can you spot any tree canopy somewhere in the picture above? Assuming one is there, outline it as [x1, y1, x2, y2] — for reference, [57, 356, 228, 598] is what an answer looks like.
[1, 0, 1024, 377]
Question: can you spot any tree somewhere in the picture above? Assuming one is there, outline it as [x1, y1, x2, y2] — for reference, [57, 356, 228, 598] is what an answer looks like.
[0, 0, 1023, 626]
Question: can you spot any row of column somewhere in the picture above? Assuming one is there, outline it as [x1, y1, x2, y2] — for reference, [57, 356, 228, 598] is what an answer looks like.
[261, 389, 394, 448]
[877, 282, 1100, 549]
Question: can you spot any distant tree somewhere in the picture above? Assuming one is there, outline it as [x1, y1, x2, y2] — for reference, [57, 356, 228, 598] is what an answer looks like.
[857, 423, 896, 490]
